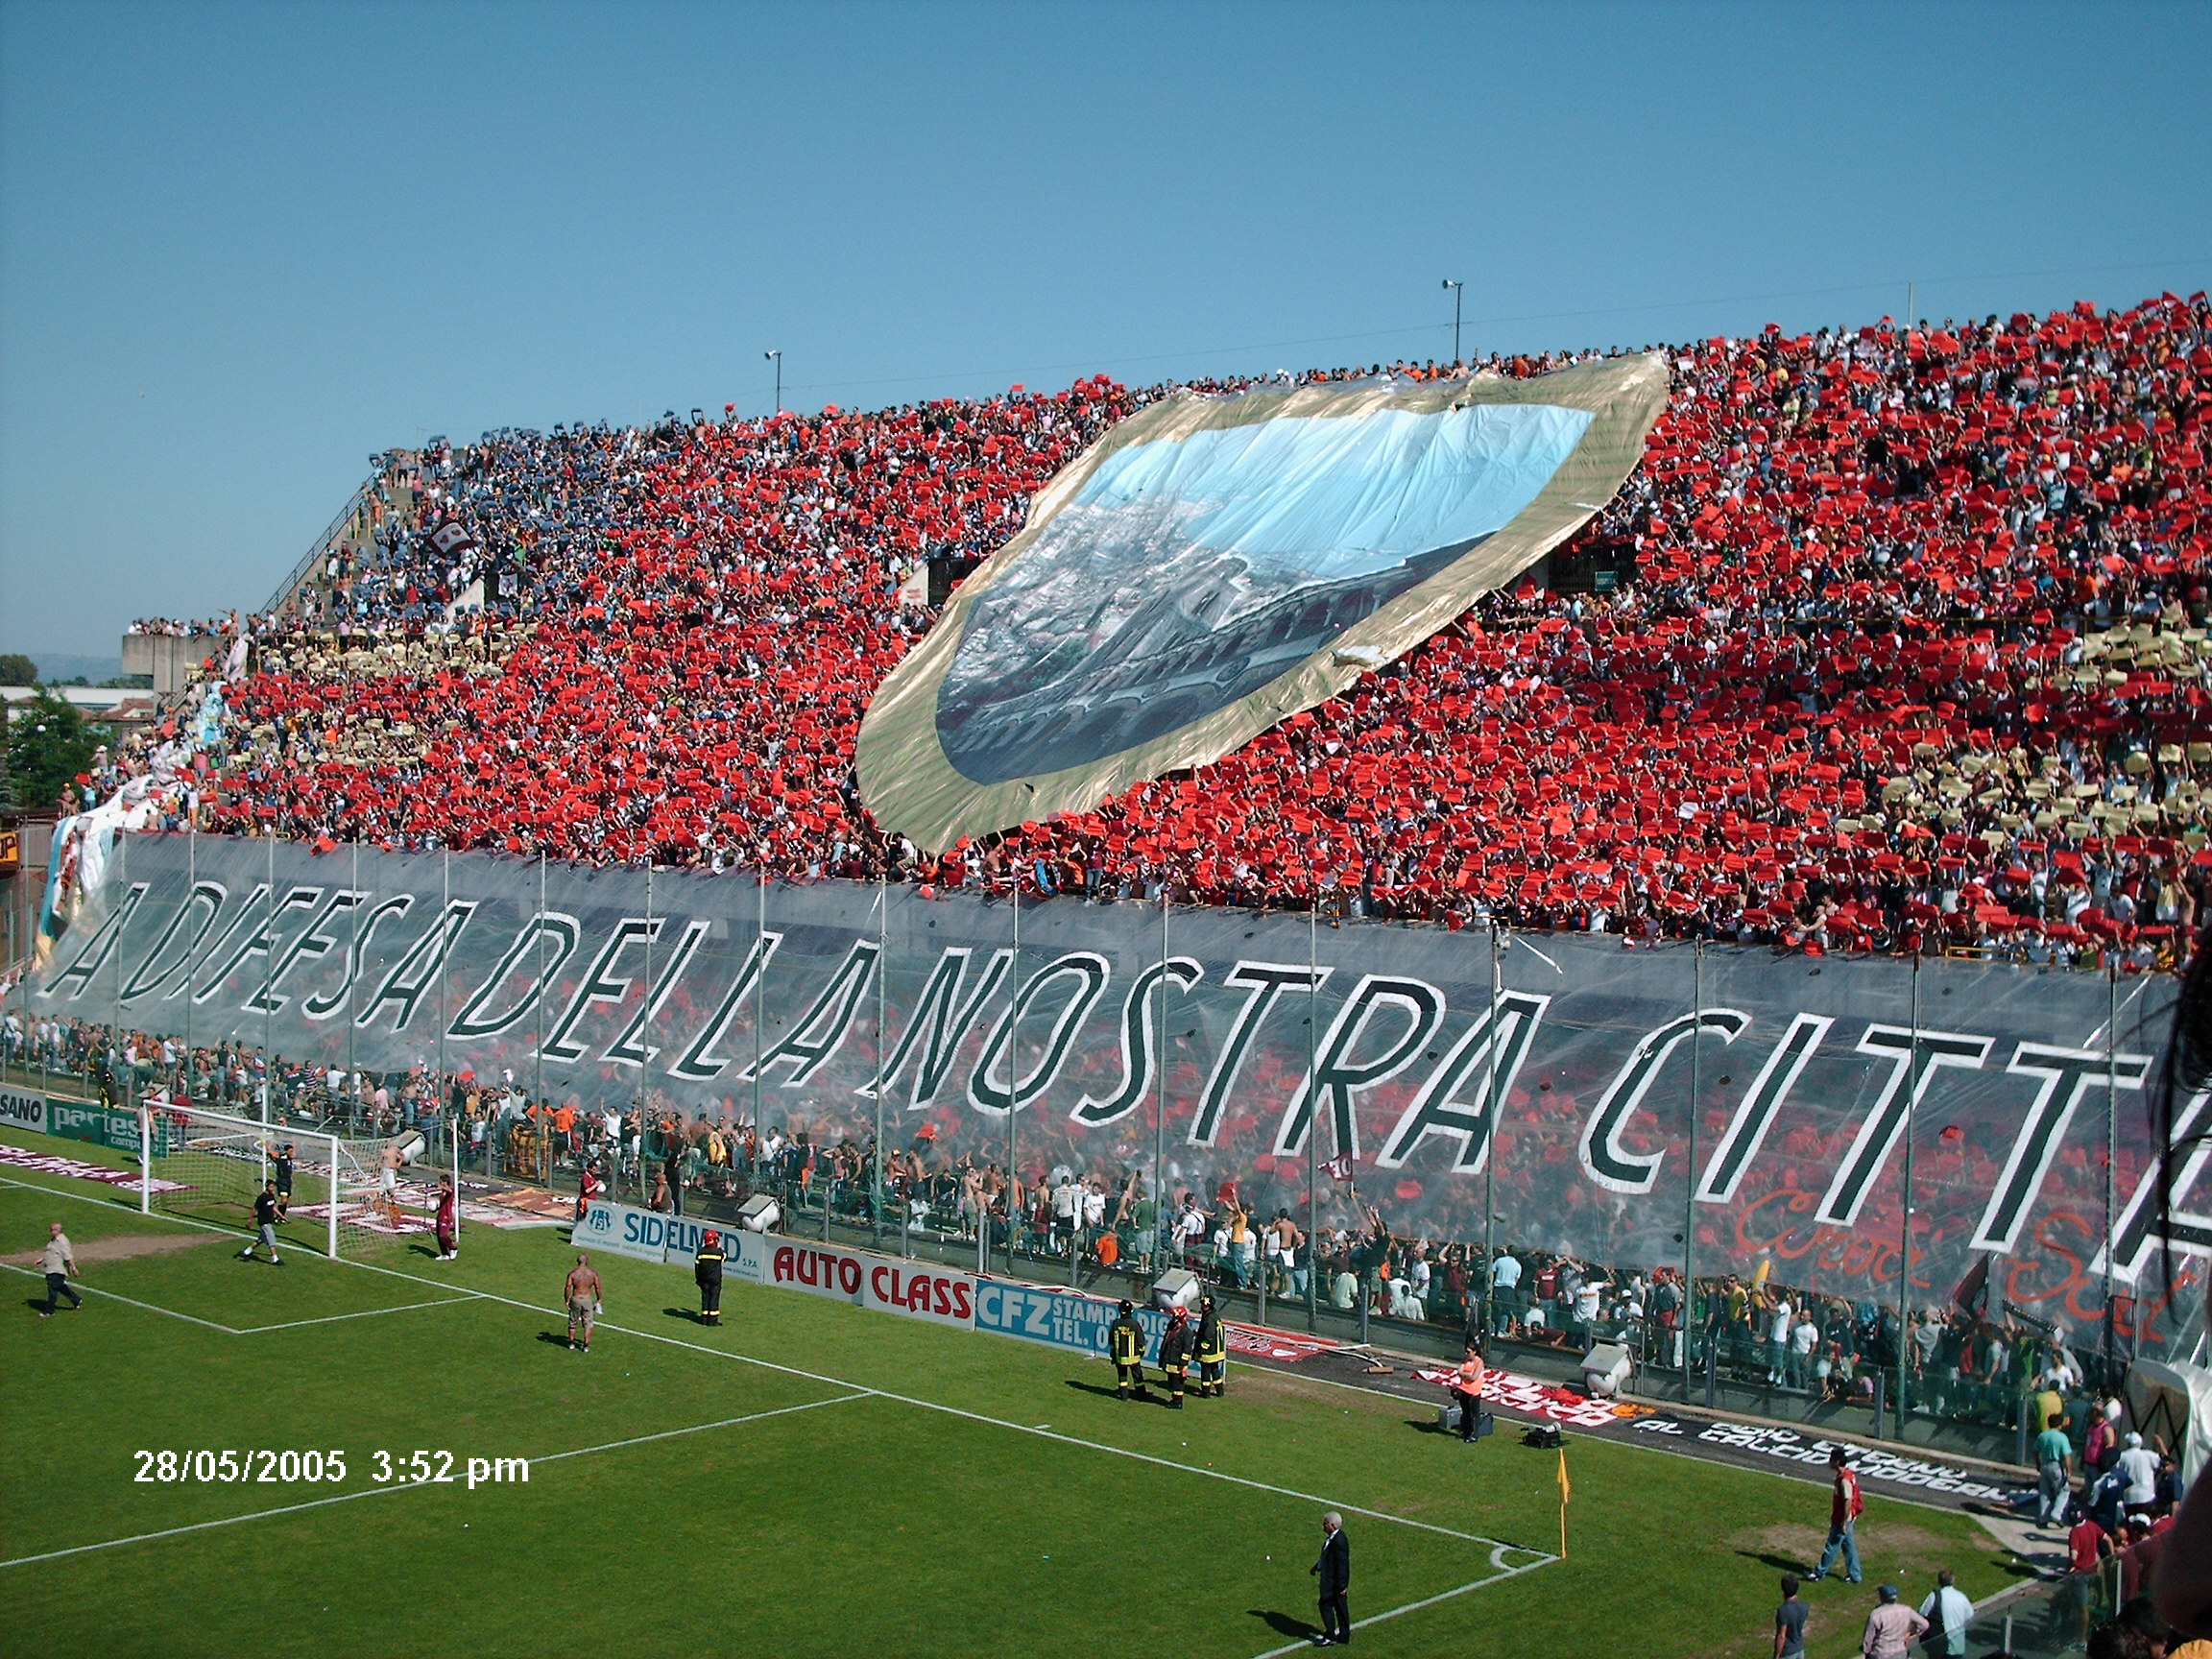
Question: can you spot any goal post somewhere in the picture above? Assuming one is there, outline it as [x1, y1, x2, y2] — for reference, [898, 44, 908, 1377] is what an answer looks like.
[140, 1099, 426, 1260]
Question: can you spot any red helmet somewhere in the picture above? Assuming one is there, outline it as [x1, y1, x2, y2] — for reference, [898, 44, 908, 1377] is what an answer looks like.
[1169, 1306, 1189, 1323]
[702, 1229, 720, 1246]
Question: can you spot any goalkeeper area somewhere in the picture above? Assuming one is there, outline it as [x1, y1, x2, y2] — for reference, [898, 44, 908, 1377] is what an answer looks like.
[1, 1126, 2027, 1659]
[134, 1101, 452, 1259]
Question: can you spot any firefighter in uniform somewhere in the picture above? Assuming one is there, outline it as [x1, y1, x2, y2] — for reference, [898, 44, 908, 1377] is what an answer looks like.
[694, 1228, 727, 1326]
[1157, 1305, 1194, 1407]
[1193, 1294, 1227, 1398]
[1108, 1299, 1149, 1401]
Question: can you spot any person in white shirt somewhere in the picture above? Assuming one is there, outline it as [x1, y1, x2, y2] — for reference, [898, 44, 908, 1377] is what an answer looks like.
[1790, 1313, 1820, 1390]
[1767, 1295, 1794, 1382]
[1916, 1570, 1973, 1658]
[1080, 1181, 1106, 1251]
[1052, 1175, 1081, 1256]
[2115, 1431, 2161, 1505]
[1572, 1279, 1601, 1337]
[1488, 1251, 1523, 1337]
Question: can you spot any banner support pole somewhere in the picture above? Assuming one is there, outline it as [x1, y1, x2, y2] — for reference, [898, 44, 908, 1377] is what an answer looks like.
[2105, 956, 2120, 1376]
[1896, 950, 1921, 1440]
[1483, 923, 1500, 1346]
[1307, 895, 1319, 1334]
[874, 874, 887, 1251]
[1005, 879, 1021, 1277]
[1153, 885, 1168, 1285]
[1684, 937, 1701, 1405]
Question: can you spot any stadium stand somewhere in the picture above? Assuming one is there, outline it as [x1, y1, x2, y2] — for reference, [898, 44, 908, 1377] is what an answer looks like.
[99, 293, 2212, 965]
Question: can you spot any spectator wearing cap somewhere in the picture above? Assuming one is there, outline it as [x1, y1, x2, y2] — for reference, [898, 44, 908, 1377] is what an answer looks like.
[1859, 1584, 1927, 1659]
[2116, 1432, 2162, 1509]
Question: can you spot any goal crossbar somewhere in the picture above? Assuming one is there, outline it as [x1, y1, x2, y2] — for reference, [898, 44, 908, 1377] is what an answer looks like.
[137, 1102, 340, 1258]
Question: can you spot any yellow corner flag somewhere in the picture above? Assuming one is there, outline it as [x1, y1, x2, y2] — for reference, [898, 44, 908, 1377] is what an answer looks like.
[1556, 1443, 1571, 1559]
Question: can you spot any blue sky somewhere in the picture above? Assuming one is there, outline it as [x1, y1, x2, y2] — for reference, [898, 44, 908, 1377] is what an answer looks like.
[2, 1, 2206, 660]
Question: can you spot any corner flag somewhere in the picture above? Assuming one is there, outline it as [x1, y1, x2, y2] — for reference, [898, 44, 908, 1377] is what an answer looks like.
[1556, 1443, 1571, 1559]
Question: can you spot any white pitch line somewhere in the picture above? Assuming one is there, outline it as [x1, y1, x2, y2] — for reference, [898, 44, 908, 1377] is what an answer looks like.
[1, 1170, 1555, 1576]
[0, 1261, 240, 1334]
[231, 1294, 482, 1334]
[316, 1250, 1544, 1554]
[1248, 1543, 1556, 1659]
[0, 1392, 872, 1572]
[529, 1392, 874, 1467]
[1, 1252, 483, 1337]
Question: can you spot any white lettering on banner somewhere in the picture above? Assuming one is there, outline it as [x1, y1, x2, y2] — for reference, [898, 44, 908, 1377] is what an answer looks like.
[0, 1141, 188, 1192]
[1630, 1419, 2007, 1500]
[40, 833, 2182, 1333]
[1413, 1364, 1652, 1427]
[972, 1279, 1168, 1361]
[0, 1087, 46, 1133]
[571, 1221, 973, 1328]
[573, 1199, 675, 1263]
[1226, 1322, 1337, 1363]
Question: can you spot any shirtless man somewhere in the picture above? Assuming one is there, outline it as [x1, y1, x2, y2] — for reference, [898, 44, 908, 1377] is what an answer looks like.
[378, 1142, 404, 1227]
[565, 1253, 602, 1353]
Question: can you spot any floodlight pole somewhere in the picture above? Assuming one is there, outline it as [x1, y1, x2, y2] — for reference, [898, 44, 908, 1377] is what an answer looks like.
[764, 350, 781, 415]
[1442, 278, 1464, 366]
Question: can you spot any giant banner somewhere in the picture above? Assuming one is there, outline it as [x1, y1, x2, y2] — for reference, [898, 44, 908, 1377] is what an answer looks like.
[28, 832, 2206, 1348]
[858, 358, 1669, 850]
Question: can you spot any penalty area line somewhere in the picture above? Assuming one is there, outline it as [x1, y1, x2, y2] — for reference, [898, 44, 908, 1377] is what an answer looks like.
[0, 1261, 241, 1334]
[230, 1294, 483, 1334]
[0, 1392, 871, 1572]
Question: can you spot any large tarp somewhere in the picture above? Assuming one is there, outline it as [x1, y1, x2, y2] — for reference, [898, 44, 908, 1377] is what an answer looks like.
[27, 833, 2208, 1352]
[858, 357, 1670, 851]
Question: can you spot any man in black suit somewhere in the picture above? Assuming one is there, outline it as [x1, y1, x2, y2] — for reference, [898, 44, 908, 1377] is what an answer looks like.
[1310, 1510, 1350, 1647]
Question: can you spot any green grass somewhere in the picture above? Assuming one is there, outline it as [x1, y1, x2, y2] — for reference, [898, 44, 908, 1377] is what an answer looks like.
[0, 1129, 2030, 1659]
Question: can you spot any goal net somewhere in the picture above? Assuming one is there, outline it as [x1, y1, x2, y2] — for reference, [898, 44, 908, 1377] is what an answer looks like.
[136, 1100, 441, 1259]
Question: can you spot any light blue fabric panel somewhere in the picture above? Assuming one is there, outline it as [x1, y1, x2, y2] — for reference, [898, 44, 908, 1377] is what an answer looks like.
[1067, 401, 1595, 582]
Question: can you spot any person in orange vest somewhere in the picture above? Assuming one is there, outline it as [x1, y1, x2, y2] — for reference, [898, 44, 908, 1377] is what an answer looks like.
[1448, 1340, 1487, 1442]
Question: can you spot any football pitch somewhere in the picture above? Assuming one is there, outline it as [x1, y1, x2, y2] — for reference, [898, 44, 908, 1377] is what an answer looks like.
[1, 1132, 2027, 1659]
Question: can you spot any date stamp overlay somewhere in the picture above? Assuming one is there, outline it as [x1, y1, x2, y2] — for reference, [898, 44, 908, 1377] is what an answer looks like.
[133, 1450, 528, 1490]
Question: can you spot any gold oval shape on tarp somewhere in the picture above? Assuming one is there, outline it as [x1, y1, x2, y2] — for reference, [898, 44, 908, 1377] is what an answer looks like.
[858, 355, 1669, 853]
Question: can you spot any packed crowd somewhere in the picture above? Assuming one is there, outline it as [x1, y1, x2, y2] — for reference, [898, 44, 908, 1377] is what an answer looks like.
[74, 294, 2212, 972]
[126, 617, 241, 638]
